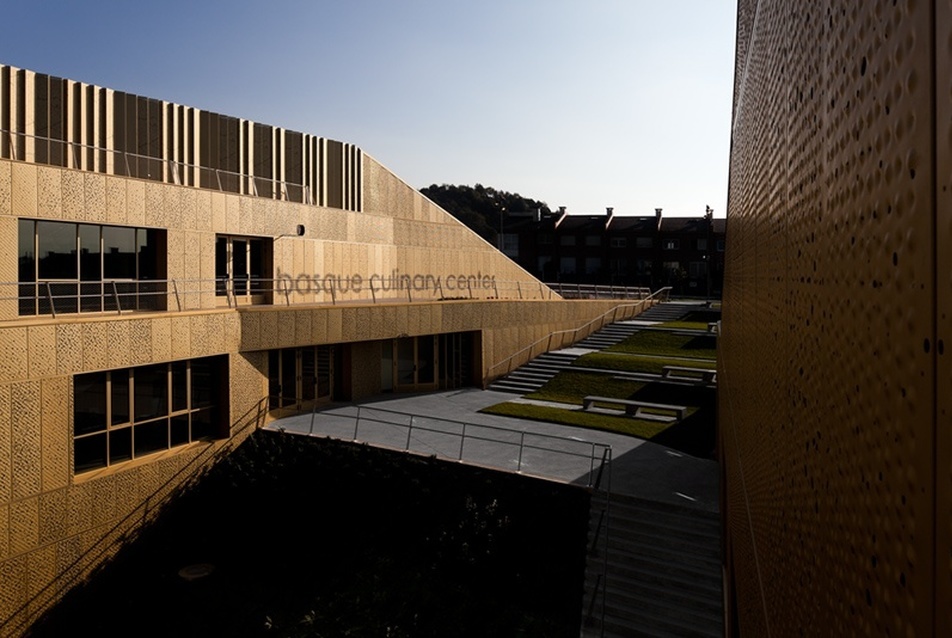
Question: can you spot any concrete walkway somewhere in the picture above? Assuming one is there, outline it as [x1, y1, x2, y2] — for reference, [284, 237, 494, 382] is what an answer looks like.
[266, 388, 719, 513]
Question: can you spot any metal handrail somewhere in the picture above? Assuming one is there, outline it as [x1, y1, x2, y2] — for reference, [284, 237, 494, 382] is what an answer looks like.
[486, 286, 672, 380]
[345, 405, 612, 488]
[544, 283, 651, 300]
[1, 128, 319, 205]
[0, 276, 573, 320]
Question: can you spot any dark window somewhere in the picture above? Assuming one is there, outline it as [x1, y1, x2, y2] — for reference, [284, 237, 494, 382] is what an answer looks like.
[635, 237, 653, 249]
[18, 220, 165, 315]
[215, 234, 272, 299]
[663, 239, 680, 250]
[73, 356, 226, 473]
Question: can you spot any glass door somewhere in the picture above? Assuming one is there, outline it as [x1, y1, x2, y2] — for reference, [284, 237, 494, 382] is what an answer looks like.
[393, 336, 439, 392]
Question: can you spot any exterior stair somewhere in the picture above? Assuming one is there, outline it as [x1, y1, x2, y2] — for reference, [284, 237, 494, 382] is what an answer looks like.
[487, 351, 578, 394]
[581, 492, 723, 638]
[488, 302, 710, 395]
[633, 301, 700, 323]
[574, 322, 642, 350]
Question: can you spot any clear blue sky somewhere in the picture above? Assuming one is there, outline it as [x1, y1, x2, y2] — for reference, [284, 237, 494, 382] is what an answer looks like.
[0, 0, 736, 218]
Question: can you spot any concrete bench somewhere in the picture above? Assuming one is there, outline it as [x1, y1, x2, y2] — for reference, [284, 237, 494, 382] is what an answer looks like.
[581, 395, 688, 420]
[661, 365, 717, 384]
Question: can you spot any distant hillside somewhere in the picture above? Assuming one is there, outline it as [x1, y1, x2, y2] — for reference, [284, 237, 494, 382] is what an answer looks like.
[421, 184, 551, 243]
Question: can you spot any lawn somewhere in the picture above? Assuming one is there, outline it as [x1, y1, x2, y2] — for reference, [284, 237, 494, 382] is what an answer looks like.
[605, 330, 717, 359]
[574, 352, 717, 375]
[480, 369, 716, 455]
[481, 402, 671, 439]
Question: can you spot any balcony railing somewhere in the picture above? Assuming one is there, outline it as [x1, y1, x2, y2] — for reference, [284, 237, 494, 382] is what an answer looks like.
[1, 128, 319, 205]
[1, 278, 659, 320]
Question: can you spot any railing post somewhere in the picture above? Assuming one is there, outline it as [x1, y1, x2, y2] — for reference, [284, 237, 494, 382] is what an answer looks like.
[406, 415, 414, 450]
[517, 281, 522, 299]
[330, 279, 337, 305]
[111, 281, 123, 315]
[458, 423, 467, 460]
[492, 278, 499, 299]
[172, 279, 182, 311]
[44, 282, 56, 318]
[283, 278, 291, 306]
[370, 277, 377, 303]
[517, 431, 526, 472]
[353, 407, 361, 441]
[589, 443, 597, 486]
[215, 169, 223, 192]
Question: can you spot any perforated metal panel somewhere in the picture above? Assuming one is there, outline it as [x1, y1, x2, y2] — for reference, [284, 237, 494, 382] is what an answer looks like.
[722, 1, 944, 635]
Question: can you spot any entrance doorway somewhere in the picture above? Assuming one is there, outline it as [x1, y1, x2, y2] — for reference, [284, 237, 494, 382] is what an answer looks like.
[393, 335, 438, 392]
[268, 345, 333, 412]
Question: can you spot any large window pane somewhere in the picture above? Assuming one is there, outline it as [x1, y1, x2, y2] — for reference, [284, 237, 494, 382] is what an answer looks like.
[74, 371, 107, 435]
[191, 359, 213, 408]
[109, 427, 132, 464]
[74, 434, 107, 473]
[78, 225, 101, 280]
[232, 239, 248, 295]
[171, 414, 190, 447]
[417, 337, 434, 384]
[268, 350, 280, 409]
[103, 226, 136, 279]
[134, 418, 168, 457]
[134, 364, 167, 422]
[37, 221, 77, 279]
[280, 349, 296, 407]
[172, 361, 188, 412]
[215, 236, 228, 296]
[397, 338, 415, 385]
[111, 369, 130, 425]
[18, 220, 35, 283]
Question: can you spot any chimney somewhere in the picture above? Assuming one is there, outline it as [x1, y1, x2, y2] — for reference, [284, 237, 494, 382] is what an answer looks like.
[558, 206, 566, 215]
[655, 207, 663, 231]
[606, 207, 614, 217]
[555, 206, 568, 228]
[605, 207, 615, 230]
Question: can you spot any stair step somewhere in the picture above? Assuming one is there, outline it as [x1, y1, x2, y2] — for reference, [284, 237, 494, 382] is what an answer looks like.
[587, 570, 722, 616]
[589, 556, 722, 594]
[597, 592, 722, 635]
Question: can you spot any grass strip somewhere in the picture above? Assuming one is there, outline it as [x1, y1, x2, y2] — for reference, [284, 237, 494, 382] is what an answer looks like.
[574, 352, 716, 375]
[657, 320, 712, 330]
[605, 330, 717, 359]
[525, 370, 644, 404]
[480, 402, 670, 439]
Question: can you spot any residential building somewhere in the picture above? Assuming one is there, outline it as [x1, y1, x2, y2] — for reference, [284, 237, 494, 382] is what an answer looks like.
[504, 206, 725, 296]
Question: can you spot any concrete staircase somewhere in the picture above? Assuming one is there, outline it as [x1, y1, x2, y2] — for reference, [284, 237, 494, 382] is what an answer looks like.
[487, 351, 577, 394]
[631, 301, 698, 323]
[488, 302, 707, 395]
[574, 322, 643, 350]
[581, 492, 723, 638]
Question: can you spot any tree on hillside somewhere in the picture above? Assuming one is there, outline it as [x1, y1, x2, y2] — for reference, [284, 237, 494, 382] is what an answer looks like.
[420, 184, 551, 244]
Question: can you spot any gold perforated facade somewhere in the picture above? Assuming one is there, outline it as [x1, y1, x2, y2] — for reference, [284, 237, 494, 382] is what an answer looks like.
[721, 1, 950, 636]
[0, 64, 643, 635]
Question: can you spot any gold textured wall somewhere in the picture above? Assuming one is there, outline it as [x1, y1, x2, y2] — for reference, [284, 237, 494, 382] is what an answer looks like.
[0, 65, 642, 634]
[721, 1, 949, 636]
